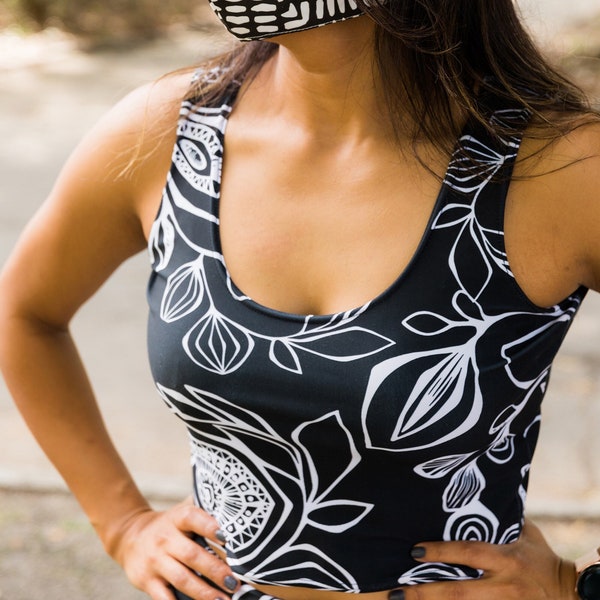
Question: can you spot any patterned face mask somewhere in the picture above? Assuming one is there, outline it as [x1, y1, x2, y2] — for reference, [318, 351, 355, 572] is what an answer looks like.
[208, 0, 364, 41]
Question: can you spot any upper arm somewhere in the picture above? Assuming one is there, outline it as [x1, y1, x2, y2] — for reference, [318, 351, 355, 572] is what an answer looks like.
[557, 124, 600, 293]
[0, 71, 193, 328]
[504, 119, 600, 306]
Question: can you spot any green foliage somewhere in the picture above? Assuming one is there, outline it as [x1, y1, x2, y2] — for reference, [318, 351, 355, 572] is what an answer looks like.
[2, 0, 199, 40]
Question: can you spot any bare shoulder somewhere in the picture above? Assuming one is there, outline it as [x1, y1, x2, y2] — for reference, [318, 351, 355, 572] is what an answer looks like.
[110, 69, 195, 150]
[507, 117, 600, 302]
[71, 69, 196, 192]
[516, 117, 600, 178]
[98, 69, 198, 228]
[0, 70, 198, 326]
[43, 69, 199, 242]
[553, 120, 600, 293]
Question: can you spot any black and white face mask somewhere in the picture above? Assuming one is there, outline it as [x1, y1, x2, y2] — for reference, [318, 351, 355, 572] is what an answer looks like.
[208, 0, 364, 41]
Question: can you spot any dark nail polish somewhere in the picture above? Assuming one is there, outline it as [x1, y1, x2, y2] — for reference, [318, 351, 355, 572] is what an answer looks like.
[388, 590, 405, 600]
[215, 529, 227, 543]
[224, 575, 238, 591]
[411, 546, 426, 559]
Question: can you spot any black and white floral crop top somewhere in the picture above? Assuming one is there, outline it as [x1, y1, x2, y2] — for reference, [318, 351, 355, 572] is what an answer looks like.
[146, 78, 587, 593]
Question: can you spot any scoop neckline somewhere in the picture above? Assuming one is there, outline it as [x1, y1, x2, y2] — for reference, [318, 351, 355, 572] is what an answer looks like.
[211, 94, 455, 324]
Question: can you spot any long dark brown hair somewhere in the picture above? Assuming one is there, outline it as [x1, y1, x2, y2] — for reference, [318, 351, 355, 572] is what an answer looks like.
[189, 0, 598, 159]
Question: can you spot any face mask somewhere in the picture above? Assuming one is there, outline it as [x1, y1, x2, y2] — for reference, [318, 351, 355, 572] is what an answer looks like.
[208, 0, 364, 41]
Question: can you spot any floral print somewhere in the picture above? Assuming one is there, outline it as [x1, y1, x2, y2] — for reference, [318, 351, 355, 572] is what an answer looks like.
[158, 384, 373, 590]
[146, 87, 587, 592]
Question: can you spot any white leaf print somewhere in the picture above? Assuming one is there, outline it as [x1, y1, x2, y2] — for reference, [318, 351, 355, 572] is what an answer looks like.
[393, 352, 470, 438]
[490, 370, 549, 438]
[443, 463, 486, 511]
[148, 200, 175, 272]
[167, 174, 220, 224]
[307, 500, 374, 533]
[445, 136, 505, 193]
[432, 203, 472, 230]
[184, 311, 254, 374]
[363, 347, 483, 452]
[452, 291, 485, 322]
[480, 225, 512, 276]
[290, 327, 394, 362]
[157, 386, 368, 591]
[269, 340, 303, 374]
[403, 312, 456, 336]
[489, 405, 518, 436]
[249, 543, 360, 591]
[160, 260, 205, 323]
[486, 435, 515, 465]
[276, 410, 374, 550]
[415, 453, 474, 479]
[293, 412, 366, 505]
[501, 314, 572, 388]
[449, 220, 493, 301]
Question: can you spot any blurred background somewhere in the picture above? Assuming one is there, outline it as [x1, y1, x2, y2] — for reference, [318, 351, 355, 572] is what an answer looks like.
[0, 1, 599, 598]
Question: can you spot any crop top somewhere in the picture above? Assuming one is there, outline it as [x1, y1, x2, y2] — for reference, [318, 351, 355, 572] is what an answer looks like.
[146, 77, 587, 593]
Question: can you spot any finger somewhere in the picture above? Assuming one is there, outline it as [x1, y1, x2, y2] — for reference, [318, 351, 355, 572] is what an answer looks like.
[410, 539, 510, 573]
[170, 538, 239, 593]
[171, 503, 226, 546]
[161, 557, 227, 600]
[146, 578, 178, 600]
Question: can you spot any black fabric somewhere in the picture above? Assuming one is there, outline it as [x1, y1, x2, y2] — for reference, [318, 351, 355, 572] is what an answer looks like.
[146, 81, 587, 593]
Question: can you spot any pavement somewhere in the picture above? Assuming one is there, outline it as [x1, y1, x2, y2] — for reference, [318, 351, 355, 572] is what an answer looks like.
[0, 3, 599, 598]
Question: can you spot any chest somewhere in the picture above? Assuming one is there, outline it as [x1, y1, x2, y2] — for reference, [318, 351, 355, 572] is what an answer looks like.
[218, 136, 445, 316]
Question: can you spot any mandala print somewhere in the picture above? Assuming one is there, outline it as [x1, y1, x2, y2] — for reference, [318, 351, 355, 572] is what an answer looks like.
[158, 384, 374, 591]
[193, 443, 276, 550]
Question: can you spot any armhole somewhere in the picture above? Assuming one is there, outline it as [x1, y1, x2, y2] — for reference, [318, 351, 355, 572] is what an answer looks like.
[496, 124, 589, 311]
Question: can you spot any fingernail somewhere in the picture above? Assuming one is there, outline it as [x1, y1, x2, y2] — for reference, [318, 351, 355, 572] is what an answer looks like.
[411, 546, 426, 559]
[215, 529, 227, 543]
[224, 575, 238, 591]
[388, 590, 405, 600]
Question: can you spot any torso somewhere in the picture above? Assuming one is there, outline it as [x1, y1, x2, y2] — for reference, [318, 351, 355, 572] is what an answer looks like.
[219, 107, 586, 316]
[140, 69, 594, 600]
[144, 73, 591, 599]
[139, 76, 588, 318]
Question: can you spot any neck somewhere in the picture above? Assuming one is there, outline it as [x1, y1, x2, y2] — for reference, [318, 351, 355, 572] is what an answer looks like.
[246, 17, 389, 141]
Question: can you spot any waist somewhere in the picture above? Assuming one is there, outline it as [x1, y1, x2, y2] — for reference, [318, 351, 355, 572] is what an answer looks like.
[252, 583, 392, 600]
[211, 540, 403, 599]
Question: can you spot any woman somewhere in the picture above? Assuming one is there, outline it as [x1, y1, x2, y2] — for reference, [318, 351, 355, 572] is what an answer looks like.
[1, 1, 599, 599]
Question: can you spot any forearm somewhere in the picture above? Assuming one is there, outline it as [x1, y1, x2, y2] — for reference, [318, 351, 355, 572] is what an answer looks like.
[0, 313, 150, 555]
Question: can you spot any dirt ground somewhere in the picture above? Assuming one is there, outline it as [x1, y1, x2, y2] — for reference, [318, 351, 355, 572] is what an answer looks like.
[0, 489, 149, 599]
